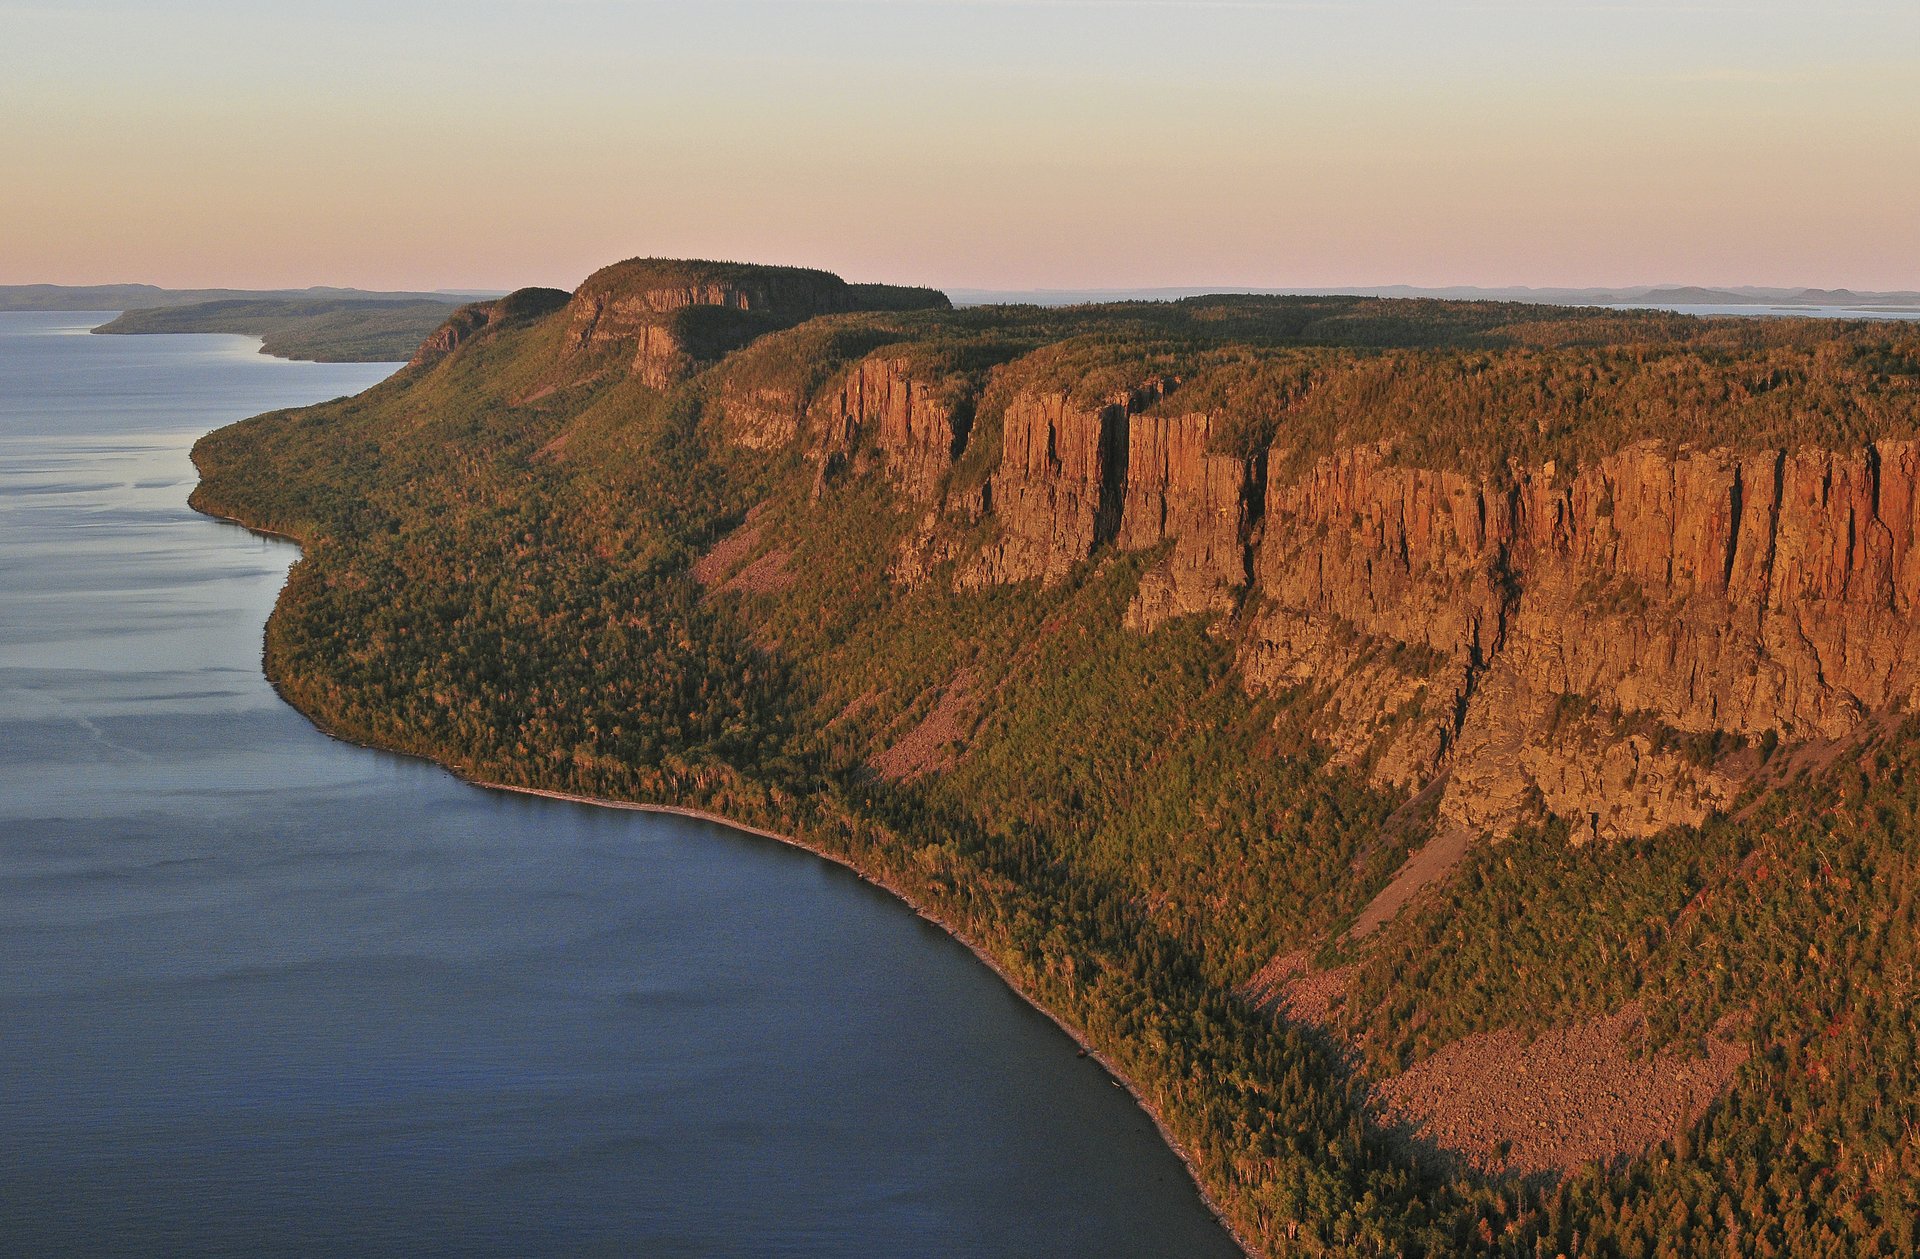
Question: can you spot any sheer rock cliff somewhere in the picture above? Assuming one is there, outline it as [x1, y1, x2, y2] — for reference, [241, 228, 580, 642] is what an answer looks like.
[420, 272, 1917, 848]
[961, 380, 1170, 587]
[555, 259, 947, 388]
[709, 345, 1920, 841]
[811, 355, 973, 503]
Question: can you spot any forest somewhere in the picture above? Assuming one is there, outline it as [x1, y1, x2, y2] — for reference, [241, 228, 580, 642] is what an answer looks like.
[190, 260, 1920, 1257]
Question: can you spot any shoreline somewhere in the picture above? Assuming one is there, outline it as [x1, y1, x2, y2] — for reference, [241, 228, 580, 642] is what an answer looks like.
[463, 781, 1256, 1254]
[192, 488, 1257, 1258]
[88, 312, 417, 366]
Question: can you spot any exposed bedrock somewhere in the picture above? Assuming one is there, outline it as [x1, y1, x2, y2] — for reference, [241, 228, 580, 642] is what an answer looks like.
[714, 377, 809, 451]
[559, 260, 947, 388]
[565, 285, 783, 388]
[811, 355, 972, 503]
[931, 398, 1920, 835]
[1241, 439, 1920, 837]
[1114, 411, 1264, 631]
[565, 268, 849, 357]
[962, 379, 1172, 587]
[696, 327, 1920, 841]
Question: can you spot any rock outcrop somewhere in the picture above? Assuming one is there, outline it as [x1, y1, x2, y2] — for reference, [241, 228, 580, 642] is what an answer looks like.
[811, 355, 972, 502]
[564, 261, 850, 355]
[1114, 410, 1263, 630]
[872, 379, 1920, 836]
[407, 287, 569, 370]
[715, 378, 808, 451]
[559, 259, 948, 388]
[963, 380, 1170, 587]
[1239, 439, 1920, 837]
[666, 276, 1920, 843]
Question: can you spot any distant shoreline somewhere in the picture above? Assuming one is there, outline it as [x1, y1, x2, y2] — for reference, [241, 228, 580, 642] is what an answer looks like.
[92, 298, 453, 363]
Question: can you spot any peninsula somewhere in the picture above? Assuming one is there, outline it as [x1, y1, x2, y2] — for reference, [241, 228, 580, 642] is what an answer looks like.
[191, 256, 1920, 1257]
[92, 295, 476, 362]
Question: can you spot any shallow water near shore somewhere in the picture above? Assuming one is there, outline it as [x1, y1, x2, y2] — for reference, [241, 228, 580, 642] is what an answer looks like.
[0, 312, 1241, 1258]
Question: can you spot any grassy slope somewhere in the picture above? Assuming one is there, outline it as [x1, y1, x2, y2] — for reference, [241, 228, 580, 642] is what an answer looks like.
[190, 295, 1920, 1257]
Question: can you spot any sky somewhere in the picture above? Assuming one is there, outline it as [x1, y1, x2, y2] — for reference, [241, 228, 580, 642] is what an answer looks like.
[3, 0, 1917, 293]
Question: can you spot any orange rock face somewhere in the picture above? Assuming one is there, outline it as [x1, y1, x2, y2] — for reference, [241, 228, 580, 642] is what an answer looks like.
[1114, 411, 1260, 630]
[1241, 439, 1920, 837]
[559, 263, 861, 387]
[963, 381, 1168, 586]
[565, 273, 850, 353]
[811, 356, 970, 503]
[697, 329, 1920, 843]
[715, 379, 808, 451]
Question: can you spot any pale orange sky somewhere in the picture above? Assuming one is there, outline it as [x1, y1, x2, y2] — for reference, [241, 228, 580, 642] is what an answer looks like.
[4, 1, 1917, 293]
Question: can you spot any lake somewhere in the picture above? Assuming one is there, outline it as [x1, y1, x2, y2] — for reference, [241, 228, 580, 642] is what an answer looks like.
[0, 312, 1241, 1258]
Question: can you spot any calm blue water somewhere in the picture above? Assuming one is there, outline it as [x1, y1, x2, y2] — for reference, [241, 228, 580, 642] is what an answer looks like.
[0, 312, 1240, 1259]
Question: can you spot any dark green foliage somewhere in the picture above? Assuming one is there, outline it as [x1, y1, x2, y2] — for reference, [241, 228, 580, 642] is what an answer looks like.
[846, 281, 953, 312]
[491, 286, 572, 320]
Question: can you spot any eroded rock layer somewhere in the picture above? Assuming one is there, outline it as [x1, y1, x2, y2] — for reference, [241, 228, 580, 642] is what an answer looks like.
[1240, 440, 1920, 836]
[665, 299, 1920, 842]
[558, 258, 947, 388]
[812, 355, 972, 502]
[963, 380, 1170, 587]
[1115, 411, 1262, 630]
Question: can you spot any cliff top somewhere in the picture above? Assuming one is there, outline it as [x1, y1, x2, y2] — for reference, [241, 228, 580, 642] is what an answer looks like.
[405, 254, 1920, 476]
[573, 256, 950, 317]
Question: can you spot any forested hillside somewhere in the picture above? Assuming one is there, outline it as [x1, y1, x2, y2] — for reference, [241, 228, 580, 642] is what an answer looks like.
[191, 256, 1920, 1257]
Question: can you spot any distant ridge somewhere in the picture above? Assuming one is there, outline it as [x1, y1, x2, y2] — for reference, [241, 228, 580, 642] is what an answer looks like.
[948, 283, 1920, 310]
[93, 297, 470, 363]
[0, 283, 500, 313]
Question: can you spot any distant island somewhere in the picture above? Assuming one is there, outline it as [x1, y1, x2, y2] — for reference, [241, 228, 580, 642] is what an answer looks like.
[0, 282, 494, 313]
[191, 257, 1920, 1257]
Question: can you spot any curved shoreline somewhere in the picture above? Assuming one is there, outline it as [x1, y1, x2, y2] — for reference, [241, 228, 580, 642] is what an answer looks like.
[465, 781, 1256, 1255]
[194, 489, 1257, 1257]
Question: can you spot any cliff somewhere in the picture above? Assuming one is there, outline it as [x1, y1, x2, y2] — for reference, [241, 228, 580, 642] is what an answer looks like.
[1236, 439, 1920, 836]
[961, 379, 1171, 586]
[1015, 418, 1920, 837]
[557, 258, 948, 387]
[809, 354, 974, 501]
[1114, 409, 1264, 631]
[408, 287, 570, 368]
[702, 331, 1920, 840]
